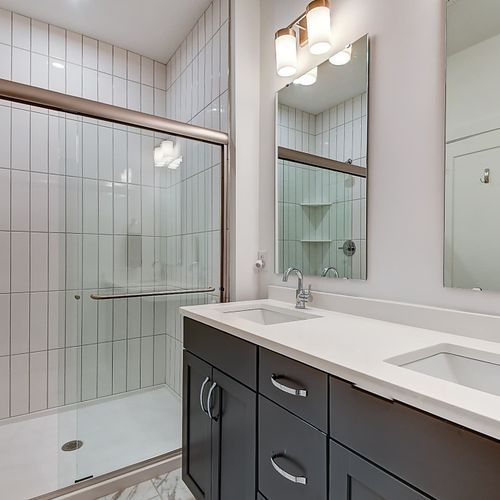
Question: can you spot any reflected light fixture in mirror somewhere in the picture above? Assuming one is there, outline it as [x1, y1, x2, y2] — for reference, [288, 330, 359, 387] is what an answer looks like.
[274, 0, 332, 77]
[275, 28, 298, 76]
[293, 66, 318, 86]
[306, 0, 332, 55]
[154, 140, 183, 169]
[329, 44, 352, 65]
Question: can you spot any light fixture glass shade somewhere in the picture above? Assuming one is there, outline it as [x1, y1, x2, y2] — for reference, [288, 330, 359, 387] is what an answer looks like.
[306, 0, 332, 55]
[293, 66, 318, 86]
[275, 28, 298, 77]
[329, 44, 352, 65]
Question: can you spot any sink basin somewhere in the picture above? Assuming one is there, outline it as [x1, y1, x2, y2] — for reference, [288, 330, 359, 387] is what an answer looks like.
[386, 344, 500, 397]
[223, 306, 319, 325]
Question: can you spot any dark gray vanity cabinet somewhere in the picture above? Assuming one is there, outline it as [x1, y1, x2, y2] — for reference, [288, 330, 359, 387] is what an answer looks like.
[182, 319, 257, 500]
[182, 351, 213, 499]
[183, 318, 500, 500]
[330, 377, 500, 500]
[330, 442, 427, 500]
[259, 396, 328, 500]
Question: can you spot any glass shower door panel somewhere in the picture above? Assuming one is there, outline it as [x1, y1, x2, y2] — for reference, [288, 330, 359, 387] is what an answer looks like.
[70, 120, 223, 482]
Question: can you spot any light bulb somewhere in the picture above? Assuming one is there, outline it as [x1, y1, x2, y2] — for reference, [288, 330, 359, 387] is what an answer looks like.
[293, 66, 318, 86]
[275, 28, 297, 77]
[329, 44, 352, 65]
[306, 0, 331, 55]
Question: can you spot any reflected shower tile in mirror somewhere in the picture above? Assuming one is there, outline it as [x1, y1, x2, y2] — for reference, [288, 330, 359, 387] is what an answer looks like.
[275, 34, 368, 280]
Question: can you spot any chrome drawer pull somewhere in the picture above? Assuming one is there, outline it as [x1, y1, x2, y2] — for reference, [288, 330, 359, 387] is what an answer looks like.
[271, 374, 308, 397]
[199, 377, 210, 415]
[207, 382, 218, 421]
[270, 455, 307, 485]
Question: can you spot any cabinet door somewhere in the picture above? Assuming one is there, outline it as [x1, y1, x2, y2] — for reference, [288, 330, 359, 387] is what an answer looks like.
[330, 442, 428, 500]
[182, 351, 213, 499]
[211, 369, 257, 500]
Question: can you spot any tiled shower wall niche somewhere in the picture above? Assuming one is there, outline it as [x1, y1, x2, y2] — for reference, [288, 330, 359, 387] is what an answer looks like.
[277, 160, 366, 278]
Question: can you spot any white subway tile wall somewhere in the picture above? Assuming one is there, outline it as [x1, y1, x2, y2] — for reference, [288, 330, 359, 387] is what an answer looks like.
[0, 0, 228, 419]
[2, 13, 170, 115]
[277, 94, 367, 279]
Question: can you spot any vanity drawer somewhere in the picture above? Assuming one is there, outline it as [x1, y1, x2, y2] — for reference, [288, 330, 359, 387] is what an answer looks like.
[259, 396, 327, 500]
[184, 318, 257, 390]
[259, 347, 328, 432]
[330, 376, 500, 500]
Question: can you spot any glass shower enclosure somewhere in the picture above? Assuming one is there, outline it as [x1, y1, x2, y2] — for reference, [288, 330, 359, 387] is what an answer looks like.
[0, 80, 227, 499]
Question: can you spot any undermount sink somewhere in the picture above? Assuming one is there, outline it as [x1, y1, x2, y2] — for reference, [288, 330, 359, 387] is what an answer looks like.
[223, 306, 320, 325]
[386, 344, 500, 397]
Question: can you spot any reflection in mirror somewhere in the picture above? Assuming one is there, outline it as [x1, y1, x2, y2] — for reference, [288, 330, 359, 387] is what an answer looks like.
[275, 34, 368, 279]
[445, 0, 500, 291]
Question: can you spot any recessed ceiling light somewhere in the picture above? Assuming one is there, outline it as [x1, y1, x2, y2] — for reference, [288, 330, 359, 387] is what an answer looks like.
[51, 61, 65, 69]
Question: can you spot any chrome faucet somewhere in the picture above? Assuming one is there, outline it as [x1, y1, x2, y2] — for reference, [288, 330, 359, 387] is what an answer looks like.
[321, 266, 339, 278]
[282, 267, 312, 309]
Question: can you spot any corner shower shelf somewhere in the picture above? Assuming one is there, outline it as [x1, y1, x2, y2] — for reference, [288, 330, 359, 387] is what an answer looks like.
[300, 202, 332, 207]
[300, 239, 332, 243]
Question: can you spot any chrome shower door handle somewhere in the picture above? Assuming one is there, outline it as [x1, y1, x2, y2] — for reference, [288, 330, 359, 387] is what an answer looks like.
[199, 377, 210, 415]
[270, 455, 307, 485]
[271, 374, 308, 397]
[207, 382, 218, 421]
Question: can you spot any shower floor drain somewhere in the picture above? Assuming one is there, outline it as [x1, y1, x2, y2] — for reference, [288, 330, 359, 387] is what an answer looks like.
[61, 440, 83, 452]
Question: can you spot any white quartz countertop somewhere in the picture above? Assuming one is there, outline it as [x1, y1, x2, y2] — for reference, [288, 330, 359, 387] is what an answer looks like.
[180, 299, 500, 441]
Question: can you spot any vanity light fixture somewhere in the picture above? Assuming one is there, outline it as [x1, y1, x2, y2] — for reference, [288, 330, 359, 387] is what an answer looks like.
[275, 28, 298, 77]
[275, 0, 332, 77]
[306, 0, 332, 55]
[293, 66, 318, 86]
[329, 44, 352, 65]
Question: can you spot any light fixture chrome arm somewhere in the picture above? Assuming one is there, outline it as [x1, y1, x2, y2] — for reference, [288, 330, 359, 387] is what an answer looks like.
[90, 287, 215, 300]
[321, 266, 339, 278]
[282, 267, 312, 309]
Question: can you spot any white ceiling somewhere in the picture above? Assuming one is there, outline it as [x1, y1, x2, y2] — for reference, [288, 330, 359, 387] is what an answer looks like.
[0, 0, 212, 62]
[279, 35, 368, 115]
[447, 0, 500, 56]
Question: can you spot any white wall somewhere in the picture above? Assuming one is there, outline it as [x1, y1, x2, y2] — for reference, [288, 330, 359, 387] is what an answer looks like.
[257, 0, 500, 316]
[229, 0, 261, 300]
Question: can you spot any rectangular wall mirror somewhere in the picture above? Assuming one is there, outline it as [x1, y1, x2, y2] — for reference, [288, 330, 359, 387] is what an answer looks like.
[445, 1, 500, 291]
[275, 34, 369, 279]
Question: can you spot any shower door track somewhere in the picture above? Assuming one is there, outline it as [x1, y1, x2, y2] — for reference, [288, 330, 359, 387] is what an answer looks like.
[0, 78, 231, 497]
[0, 78, 230, 304]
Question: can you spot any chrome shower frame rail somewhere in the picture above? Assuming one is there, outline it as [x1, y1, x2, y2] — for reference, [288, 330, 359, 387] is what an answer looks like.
[0, 78, 230, 304]
[90, 287, 216, 300]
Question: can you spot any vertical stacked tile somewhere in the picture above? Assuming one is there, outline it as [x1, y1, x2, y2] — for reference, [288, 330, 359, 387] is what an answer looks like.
[163, 0, 229, 394]
[0, 8, 213, 419]
[277, 93, 367, 279]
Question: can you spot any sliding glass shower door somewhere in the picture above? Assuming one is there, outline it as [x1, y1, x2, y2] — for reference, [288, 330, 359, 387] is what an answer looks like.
[0, 93, 224, 497]
[68, 114, 223, 482]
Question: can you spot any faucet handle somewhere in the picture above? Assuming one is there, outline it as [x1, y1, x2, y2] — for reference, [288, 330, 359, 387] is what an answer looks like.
[299, 284, 313, 302]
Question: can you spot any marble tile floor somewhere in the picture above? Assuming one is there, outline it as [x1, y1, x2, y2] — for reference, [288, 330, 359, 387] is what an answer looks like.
[0, 386, 181, 500]
[99, 468, 194, 500]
